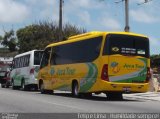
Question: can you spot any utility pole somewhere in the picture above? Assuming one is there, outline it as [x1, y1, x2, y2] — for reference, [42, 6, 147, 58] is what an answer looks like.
[59, 0, 63, 41]
[124, 0, 129, 32]
[115, 0, 130, 32]
[116, 0, 153, 32]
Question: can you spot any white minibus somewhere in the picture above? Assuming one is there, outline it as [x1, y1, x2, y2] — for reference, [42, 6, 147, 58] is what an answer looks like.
[11, 50, 43, 90]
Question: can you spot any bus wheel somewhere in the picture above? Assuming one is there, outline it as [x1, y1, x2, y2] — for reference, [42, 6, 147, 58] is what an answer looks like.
[39, 81, 53, 94]
[40, 81, 45, 94]
[106, 92, 123, 100]
[72, 81, 79, 97]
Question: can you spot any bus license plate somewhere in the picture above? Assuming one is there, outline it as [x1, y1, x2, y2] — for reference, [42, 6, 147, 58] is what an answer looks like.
[123, 87, 131, 92]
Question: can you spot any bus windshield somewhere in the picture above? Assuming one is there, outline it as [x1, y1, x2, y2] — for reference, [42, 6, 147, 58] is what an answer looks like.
[34, 51, 43, 65]
[103, 34, 149, 58]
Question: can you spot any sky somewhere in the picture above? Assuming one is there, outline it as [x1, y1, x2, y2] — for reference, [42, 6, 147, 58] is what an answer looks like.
[0, 0, 160, 55]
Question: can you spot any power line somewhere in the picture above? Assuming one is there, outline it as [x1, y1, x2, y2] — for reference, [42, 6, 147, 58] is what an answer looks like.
[137, 0, 153, 5]
[115, 0, 124, 4]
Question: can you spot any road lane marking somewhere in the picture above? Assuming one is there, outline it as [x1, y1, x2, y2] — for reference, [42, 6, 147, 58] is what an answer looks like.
[34, 98, 87, 112]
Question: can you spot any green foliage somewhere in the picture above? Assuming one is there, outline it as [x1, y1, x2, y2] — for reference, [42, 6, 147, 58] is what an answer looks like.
[0, 36, 2, 41]
[151, 54, 160, 60]
[1, 30, 17, 52]
[0, 48, 18, 57]
[62, 23, 86, 40]
[16, 21, 86, 53]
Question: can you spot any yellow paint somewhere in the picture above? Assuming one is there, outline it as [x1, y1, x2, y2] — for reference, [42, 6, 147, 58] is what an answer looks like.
[38, 31, 150, 93]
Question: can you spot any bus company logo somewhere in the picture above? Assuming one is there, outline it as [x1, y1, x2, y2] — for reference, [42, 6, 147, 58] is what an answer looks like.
[50, 68, 55, 75]
[112, 47, 119, 52]
[111, 62, 120, 74]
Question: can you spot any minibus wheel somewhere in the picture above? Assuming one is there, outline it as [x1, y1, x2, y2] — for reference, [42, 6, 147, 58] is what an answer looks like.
[12, 80, 16, 90]
[21, 79, 27, 91]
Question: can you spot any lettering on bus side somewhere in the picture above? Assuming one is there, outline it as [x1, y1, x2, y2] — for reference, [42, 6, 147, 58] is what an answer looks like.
[54, 67, 76, 76]
[123, 64, 144, 69]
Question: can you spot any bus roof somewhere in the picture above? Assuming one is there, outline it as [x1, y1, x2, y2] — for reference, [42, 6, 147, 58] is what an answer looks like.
[14, 50, 43, 58]
[47, 31, 148, 48]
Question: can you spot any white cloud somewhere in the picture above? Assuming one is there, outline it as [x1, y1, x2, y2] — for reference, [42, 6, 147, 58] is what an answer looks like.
[71, 0, 90, 8]
[17, 0, 59, 22]
[77, 11, 91, 25]
[100, 13, 121, 31]
[103, 18, 121, 30]
[40, 4, 59, 21]
[130, 0, 146, 4]
[64, 0, 107, 14]
[44, 0, 56, 6]
[22, 0, 38, 5]
[68, 0, 106, 10]
[0, 0, 29, 23]
[130, 9, 159, 23]
[63, 0, 116, 31]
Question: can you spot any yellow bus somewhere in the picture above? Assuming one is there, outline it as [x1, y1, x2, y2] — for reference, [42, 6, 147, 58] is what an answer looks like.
[38, 31, 150, 99]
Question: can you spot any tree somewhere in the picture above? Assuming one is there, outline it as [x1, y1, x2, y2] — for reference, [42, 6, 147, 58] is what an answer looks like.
[1, 30, 17, 52]
[17, 21, 86, 53]
[0, 36, 2, 41]
[0, 36, 3, 45]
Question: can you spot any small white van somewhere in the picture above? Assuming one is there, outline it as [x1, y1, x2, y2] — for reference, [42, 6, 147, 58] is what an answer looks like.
[10, 50, 43, 90]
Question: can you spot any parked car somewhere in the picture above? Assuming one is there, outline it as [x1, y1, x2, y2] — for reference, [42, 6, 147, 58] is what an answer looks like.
[0, 71, 11, 88]
[0, 71, 7, 83]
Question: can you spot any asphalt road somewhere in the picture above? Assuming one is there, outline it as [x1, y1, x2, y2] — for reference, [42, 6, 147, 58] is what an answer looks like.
[0, 87, 160, 113]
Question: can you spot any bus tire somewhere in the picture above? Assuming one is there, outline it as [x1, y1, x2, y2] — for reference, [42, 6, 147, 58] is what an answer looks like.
[39, 81, 45, 94]
[39, 81, 53, 94]
[72, 81, 79, 97]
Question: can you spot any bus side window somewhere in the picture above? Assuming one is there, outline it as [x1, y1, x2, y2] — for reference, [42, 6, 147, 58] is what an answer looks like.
[40, 48, 51, 69]
[50, 47, 57, 65]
